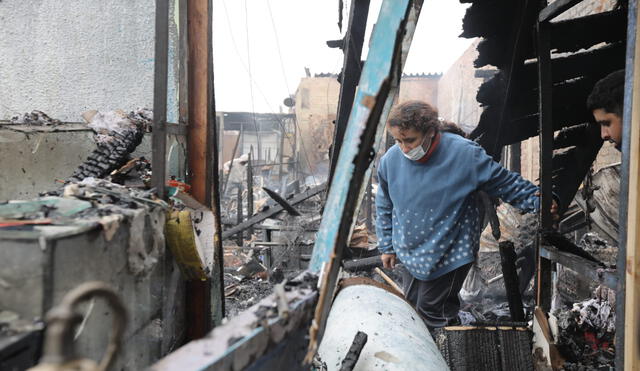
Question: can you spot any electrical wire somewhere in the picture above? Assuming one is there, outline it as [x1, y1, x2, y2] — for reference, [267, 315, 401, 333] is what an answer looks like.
[243, 0, 262, 161]
[266, 0, 291, 95]
[220, 0, 321, 186]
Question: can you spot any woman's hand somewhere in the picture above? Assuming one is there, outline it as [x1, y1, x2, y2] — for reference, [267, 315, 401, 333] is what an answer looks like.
[381, 253, 397, 269]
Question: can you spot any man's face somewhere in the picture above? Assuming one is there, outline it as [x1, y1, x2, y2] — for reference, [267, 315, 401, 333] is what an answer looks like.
[388, 126, 431, 154]
[592, 108, 623, 149]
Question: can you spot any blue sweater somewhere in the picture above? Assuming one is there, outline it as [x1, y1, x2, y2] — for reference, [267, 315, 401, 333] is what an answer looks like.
[375, 132, 540, 280]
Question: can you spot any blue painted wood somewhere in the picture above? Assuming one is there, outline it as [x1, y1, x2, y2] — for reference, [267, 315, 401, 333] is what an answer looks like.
[310, 0, 412, 272]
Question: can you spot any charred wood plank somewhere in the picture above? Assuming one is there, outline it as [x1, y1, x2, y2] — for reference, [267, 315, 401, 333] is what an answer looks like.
[540, 245, 617, 289]
[262, 187, 301, 216]
[499, 241, 525, 322]
[543, 231, 602, 263]
[221, 184, 326, 240]
[342, 255, 383, 272]
[538, 0, 583, 22]
[520, 42, 626, 87]
[329, 0, 371, 188]
[461, 1, 518, 39]
[550, 9, 627, 53]
[339, 331, 368, 371]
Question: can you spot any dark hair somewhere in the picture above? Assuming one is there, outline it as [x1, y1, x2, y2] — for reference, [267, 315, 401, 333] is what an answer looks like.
[587, 69, 625, 117]
[387, 100, 467, 137]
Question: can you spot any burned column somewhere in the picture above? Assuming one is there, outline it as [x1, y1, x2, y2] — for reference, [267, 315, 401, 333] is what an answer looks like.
[499, 241, 525, 322]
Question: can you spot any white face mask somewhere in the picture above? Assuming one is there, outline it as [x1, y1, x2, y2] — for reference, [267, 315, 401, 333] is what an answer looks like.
[402, 131, 433, 161]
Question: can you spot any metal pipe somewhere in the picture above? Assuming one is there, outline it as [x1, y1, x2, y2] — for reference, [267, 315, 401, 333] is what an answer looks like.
[152, 0, 169, 199]
[317, 280, 449, 370]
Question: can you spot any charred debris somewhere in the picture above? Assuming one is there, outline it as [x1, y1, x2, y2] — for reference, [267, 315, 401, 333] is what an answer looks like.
[1, 0, 636, 370]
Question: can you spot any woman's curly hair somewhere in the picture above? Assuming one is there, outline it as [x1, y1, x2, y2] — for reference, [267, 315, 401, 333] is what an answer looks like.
[387, 100, 467, 137]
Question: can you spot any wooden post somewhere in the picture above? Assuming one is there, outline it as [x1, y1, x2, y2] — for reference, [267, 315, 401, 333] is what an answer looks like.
[623, 2, 640, 368]
[185, 0, 225, 337]
[247, 150, 254, 237]
[236, 184, 244, 246]
[279, 120, 285, 178]
[499, 241, 525, 322]
[328, 0, 371, 188]
[536, 9, 553, 312]
[365, 173, 373, 231]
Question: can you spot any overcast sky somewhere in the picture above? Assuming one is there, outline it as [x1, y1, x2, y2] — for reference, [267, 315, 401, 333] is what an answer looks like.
[212, 0, 473, 113]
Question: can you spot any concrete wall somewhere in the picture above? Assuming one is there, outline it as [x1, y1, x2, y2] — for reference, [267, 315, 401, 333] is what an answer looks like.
[0, 0, 179, 123]
[0, 124, 185, 201]
[293, 74, 442, 177]
[0, 217, 185, 370]
[437, 39, 487, 134]
[294, 76, 340, 177]
[397, 75, 440, 107]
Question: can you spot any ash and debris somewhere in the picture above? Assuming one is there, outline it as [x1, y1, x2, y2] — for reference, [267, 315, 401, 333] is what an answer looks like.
[0, 310, 44, 337]
[10, 110, 61, 126]
[554, 286, 616, 370]
[68, 109, 151, 183]
[221, 182, 325, 318]
[224, 273, 275, 318]
[578, 232, 617, 267]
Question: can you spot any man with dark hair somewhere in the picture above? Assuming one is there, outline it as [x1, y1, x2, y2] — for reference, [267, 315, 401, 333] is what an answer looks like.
[587, 69, 625, 150]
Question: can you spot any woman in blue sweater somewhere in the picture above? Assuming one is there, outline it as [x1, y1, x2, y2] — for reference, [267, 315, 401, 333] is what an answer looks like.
[375, 100, 557, 329]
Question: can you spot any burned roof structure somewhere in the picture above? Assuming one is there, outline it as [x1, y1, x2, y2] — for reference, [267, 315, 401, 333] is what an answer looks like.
[462, 0, 627, 213]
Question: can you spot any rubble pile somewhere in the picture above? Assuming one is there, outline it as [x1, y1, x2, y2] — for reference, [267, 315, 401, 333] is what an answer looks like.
[555, 286, 616, 370]
[68, 109, 151, 182]
[579, 232, 617, 267]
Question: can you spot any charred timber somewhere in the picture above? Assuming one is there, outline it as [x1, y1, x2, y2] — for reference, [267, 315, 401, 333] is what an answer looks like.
[554, 123, 598, 149]
[543, 231, 602, 263]
[339, 331, 368, 371]
[498, 241, 525, 322]
[550, 9, 626, 54]
[470, 10, 625, 69]
[460, 0, 518, 39]
[473, 77, 599, 146]
[551, 132, 603, 214]
[519, 42, 626, 88]
[68, 125, 145, 182]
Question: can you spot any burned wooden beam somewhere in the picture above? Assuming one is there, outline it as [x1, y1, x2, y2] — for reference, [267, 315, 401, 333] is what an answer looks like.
[262, 187, 301, 216]
[342, 255, 383, 272]
[339, 331, 368, 371]
[498, 241, 525, 322]
[542, 231, 602, 263]
[485, 9, 625, 65]
[236, 185, 243, 246]
[536, 15, 554, 312]
[329, 0, 371, 188]
[551, 141, 603, 213]
[185, 0, 224, 335]
[551, 9, 627, 53]
[538, 0, 583, 22]
[553, 123, 595, 149]
[221, 184, 326, 240]
[520, 42, 626, 87]
[307, 1, 423, 359]
[540, 245, 617, 289]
